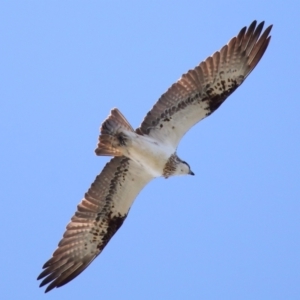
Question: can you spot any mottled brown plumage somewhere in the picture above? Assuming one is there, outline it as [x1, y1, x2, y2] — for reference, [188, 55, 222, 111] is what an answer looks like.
[38, 157, 152, 292]
[137, 21, 272, 148]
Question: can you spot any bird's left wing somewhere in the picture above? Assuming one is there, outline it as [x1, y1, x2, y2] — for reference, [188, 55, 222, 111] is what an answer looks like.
[37, 156, 152, 293]
[137, 21, 272, 148]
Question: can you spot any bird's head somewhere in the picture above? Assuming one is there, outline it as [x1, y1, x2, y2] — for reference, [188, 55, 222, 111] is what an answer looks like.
[176, 160, 195, 176]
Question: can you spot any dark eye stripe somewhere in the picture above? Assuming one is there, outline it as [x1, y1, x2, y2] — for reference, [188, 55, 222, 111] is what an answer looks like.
[181, 160, 190, 169]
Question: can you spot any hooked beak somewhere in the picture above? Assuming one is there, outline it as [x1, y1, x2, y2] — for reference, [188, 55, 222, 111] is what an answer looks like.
[189, 170, 195, 176]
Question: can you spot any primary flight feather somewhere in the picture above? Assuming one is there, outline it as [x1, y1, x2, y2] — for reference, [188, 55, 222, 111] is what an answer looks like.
[38, 20, 272, 292]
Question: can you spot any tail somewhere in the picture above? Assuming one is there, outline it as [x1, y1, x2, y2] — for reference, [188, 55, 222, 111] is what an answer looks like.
[95, 108, 134, 156]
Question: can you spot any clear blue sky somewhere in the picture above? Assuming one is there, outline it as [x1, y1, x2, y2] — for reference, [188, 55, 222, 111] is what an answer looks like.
[1, 1, 299, 299]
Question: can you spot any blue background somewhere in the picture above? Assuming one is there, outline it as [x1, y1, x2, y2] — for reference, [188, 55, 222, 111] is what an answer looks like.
[1, 1, 299, 299]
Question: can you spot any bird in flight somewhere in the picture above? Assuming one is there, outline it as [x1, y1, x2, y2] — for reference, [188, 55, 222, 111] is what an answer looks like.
[38, 20, 272, 292]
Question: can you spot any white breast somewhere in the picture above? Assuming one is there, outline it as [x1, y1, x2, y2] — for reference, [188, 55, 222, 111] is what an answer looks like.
[123, 132, 175, 177]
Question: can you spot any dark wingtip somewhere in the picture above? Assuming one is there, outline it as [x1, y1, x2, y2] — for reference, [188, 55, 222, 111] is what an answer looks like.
[44, 284, 55, 293]
[37, 274, 43, 281]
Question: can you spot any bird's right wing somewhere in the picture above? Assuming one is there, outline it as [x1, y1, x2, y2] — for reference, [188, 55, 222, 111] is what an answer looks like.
[137, 21, 272, 148]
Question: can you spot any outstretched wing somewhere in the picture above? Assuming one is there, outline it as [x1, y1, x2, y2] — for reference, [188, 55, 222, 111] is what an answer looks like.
[137, 21, 272, 148]
[37, 157, 152, 293]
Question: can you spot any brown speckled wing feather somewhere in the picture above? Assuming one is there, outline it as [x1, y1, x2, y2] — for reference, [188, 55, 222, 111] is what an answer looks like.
[137, 21, 272, 148]
[37, 156, 152, 293]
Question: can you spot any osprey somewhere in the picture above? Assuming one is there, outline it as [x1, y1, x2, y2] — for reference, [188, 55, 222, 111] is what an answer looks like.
[38, 20, 272, 292]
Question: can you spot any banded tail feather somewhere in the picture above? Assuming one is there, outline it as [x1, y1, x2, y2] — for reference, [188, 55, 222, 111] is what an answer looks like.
[95, 108, 134, 156]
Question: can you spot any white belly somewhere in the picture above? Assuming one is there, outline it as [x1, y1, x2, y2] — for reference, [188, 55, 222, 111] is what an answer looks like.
[123, 132, 175, 177]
